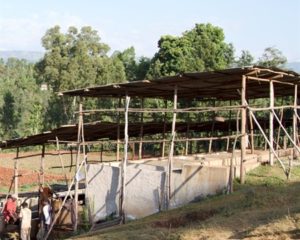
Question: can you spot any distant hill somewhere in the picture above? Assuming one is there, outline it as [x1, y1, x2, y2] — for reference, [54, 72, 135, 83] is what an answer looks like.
[285, 61, 300, 73]
[0, 51, 44, 63]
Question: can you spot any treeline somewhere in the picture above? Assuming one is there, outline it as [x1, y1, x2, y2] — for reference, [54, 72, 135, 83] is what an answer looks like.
[0, 23, 287, 140]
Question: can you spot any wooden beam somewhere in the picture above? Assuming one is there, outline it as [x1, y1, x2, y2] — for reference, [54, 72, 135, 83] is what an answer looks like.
[161, 100, 167, 158]
[74, 101, 83, 231]
[14, 147, 19, 197]
[269, 80, 274, 166]
[120, 95, 130, 223]
[293, 84, 298, 160]
[139, 98, 144, 159]
[249, 108, 287, 176]
[40, 144, 45, 185]
[55, 137, 68, 186]
[117, 98, 121, 161]
[168, 86, 177, 206]
[240, 75, 247, 184]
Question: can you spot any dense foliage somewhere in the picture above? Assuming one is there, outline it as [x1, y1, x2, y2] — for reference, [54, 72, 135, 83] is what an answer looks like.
[0, 23, 288, 140]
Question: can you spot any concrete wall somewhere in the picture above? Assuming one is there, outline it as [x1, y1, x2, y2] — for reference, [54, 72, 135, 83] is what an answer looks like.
[86, 163, 166, 222]
[86, 164, 121, 222]
[170, 165, 229, 208]
[86, 162, 229, 222]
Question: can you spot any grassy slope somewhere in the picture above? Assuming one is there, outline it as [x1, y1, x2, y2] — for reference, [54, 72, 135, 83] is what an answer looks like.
[72, 164, 300, 240]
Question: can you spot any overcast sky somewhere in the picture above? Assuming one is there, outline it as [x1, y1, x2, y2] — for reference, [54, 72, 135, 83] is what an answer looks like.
[0, 0, 299, 61]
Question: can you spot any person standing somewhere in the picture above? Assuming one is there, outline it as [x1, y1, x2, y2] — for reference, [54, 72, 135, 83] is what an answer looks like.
[3, 194, 18, 224]
[42, 200, 52, 233]
[19, 202, 32, 240]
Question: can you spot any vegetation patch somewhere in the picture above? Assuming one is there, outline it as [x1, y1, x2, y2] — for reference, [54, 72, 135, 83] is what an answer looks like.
[152, 209, 217, 228]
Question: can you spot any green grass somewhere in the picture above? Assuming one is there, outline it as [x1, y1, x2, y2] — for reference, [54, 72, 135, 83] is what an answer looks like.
[71, 164, 300, 240]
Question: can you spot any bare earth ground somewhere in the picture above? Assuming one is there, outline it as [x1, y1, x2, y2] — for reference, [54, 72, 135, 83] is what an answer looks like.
[0, 151, 116, 193]
[70, 164, 300, 240]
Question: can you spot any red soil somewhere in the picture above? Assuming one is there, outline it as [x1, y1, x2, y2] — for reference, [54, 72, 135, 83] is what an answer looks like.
[0, 166, 65, 187]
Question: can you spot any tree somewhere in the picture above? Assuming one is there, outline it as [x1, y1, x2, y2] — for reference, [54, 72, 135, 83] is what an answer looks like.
[147, 23, 234, 78]
[114, 47, 137, 81]
[0, 91, 19, 139]
[35, 25, 127, 127]
[0, 58, 45, 139]
[135, 56, 151, 80]
[236, 50, 254, 67]
[114, 47, 151, 81]
[258, 47, 287, 68]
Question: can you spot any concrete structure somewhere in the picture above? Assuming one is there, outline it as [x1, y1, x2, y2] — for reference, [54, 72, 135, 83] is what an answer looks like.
[86, 149, 293, 223]
[86, 157, 230, 222]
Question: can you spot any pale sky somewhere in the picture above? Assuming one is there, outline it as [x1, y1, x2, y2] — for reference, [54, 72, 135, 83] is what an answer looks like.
[0, 0, 299, 61]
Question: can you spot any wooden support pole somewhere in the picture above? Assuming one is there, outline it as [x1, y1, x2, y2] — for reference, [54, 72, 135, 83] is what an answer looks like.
[228, 110, 240, 194]
[248, 108, 288, 176]
[276, 108, 284, 151]
[56, 137, 69, 186]
[272, 109, 300, 153]
[168, 86, 177, 206]
[293, 84, 298, 160]
[161, 100, 167, 158]
[139, 98, 144, 159]
[74, 101, 83, 231]
[185, 122, 190, 155]
[120, 95, 130, 223]
[69, 147, 73, 172]
[240, 75, 247, 184]
[269, 80, 274, 166]
[14, 147, 19, 197]
[40, 144, 45, 186]
[249, 111, 255, 154]
[117, 97, 121, 161]
[44, 157, 86, 240]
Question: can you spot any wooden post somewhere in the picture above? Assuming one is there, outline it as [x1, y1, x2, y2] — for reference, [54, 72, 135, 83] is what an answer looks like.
[14, 148, 19, 197]
[56, 137, 68, 186]
[139, 98, 144, 159]
[276, 108, 284, 151]
[269, 80, 274, 166]
[229, 111, 240, 193]
[117, 97, 121, 161]
[74, 101, 83, 231]
[69, 147, 73, 172]
[185, 122, 190, 155]
[240, 75, 247, 184]
[44, 157, 86, 240]
[293, 84, 298, 160]
[168, 86, 177, 206]
[161, 100, 167, 158]
[249, 108, 287, 176]
[120, 95, 130, 223]
[249, 112, 255, 154]
[40, 144, 45, 185]
[100, 143, 103, 162]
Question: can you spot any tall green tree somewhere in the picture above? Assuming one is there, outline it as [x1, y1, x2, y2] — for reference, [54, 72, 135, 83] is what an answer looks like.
[236, 50, 254, 67]
[114, 47, 151, 81]
[35, 25, 127, 127]
[258, 47, 287, 68]
[0, 58, 44, 139]
[147, 23, 234, 78]
[1, 91, 19, 139]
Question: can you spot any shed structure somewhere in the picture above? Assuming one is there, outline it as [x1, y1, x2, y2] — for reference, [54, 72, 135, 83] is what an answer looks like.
[1, 66, 300, 235]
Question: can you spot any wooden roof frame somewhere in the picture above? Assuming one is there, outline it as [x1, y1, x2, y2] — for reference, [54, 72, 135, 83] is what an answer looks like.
[60, 67, 300, 100]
